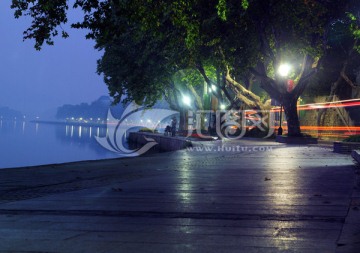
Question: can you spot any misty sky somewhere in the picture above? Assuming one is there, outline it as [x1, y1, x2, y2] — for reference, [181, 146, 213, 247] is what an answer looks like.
[0, 2, 109, 119]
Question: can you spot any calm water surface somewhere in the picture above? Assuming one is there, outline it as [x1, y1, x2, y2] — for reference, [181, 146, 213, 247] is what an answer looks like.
[0, 120, 121, 168]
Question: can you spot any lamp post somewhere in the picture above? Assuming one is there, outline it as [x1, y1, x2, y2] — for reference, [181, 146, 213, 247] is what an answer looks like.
[278, 104, 283, 136]
[182, 95, 191, 135]
[277, 63, 292, 136]
[208, 88, 212, 131]
[208, 87, 215, 134]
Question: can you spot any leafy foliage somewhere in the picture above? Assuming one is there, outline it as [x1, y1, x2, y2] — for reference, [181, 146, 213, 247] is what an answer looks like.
[11, 0, 69, 50]
[11, 0, 360, 135]
[216, 0, 227, 21]
[347, 11, 360, 53]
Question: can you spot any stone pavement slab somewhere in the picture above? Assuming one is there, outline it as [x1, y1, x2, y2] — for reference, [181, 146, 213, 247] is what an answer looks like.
[0, 139, 358, 252]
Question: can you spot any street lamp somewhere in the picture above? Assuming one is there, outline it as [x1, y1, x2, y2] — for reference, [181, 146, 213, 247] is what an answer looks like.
[182, 95, 191, 106]
[278, 63, 291, 77]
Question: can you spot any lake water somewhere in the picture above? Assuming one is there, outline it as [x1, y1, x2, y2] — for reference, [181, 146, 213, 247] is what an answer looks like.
[0, 120, 121, 169]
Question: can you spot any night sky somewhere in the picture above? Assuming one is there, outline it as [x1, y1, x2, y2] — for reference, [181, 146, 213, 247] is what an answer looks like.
[0, 2, 108, 119]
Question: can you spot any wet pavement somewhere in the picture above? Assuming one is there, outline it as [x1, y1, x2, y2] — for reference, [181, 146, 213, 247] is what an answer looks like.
[0, 139, 359, 252]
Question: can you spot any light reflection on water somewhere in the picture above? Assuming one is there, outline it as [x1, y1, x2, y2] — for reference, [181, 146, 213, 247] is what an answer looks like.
[0, 120, 122, 169]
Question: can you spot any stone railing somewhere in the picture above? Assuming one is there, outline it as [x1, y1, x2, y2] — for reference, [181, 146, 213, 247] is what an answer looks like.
[128, 132, 192, 152]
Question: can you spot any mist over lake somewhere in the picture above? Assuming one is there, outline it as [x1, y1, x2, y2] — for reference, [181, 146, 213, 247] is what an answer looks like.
[0, 120, 120, 169]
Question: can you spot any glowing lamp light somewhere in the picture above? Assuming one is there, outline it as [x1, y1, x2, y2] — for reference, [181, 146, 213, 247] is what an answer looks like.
[278, 63, 291, 77]
[220, 104, 226, 110]
[183, 95, 191, 106]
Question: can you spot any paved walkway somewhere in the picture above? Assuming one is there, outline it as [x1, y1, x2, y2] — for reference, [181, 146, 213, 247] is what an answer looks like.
[0, 139, 359, 252]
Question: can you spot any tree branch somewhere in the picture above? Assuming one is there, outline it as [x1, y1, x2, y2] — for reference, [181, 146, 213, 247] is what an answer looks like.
[292, 68, 316, 98]
[196, 61, 212, 85]
[256, 22, 276, 63]
[341, 70, 357, 88]
[294, 54, 308, 85]
[249, 64, 280, 100]
[339, 40, 359, 89]
[188, 83, 204, 110]
[292, 56, 321, 98]
[218, 73, 241, 109]
[225, 73, 265, 111]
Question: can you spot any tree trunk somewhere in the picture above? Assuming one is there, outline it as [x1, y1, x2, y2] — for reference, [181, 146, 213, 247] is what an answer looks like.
[179, 108, 185, 133]
[282, 96, 301, 137]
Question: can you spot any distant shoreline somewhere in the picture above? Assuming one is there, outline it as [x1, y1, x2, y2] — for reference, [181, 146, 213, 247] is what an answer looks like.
[30, 120, 108, 128]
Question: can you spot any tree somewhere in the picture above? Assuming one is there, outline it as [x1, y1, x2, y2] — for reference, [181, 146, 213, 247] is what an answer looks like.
[310, 14, 360, 127]
[11, 0, 360, 136]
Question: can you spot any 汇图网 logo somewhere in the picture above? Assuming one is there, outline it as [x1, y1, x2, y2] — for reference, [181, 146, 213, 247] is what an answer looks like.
[95, 102, 178, 157]
[96, 104, 276, 157]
